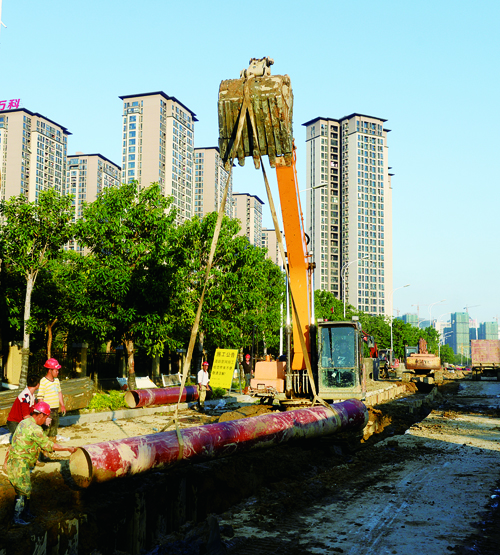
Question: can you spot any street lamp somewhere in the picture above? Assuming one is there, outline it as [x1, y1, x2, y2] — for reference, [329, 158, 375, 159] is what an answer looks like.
[429, 300, 446, 331]
[299, 182, 328, 193]
[437, 312, 451, 323]
[390, 284, 410, 355]
[341, 255, 369, 318]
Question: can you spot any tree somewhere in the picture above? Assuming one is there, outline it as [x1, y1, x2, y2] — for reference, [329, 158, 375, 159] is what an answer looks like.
[439, 344, 455, 365]
[171, 213, 285, 359]
[75, 182, 177, 390]
[0, 191, 74, 387]
[314, 290, 348, 321]
[29, 251, 89, 358]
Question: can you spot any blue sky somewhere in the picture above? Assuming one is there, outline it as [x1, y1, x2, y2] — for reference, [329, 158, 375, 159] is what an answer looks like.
[1, 0, 499, 325]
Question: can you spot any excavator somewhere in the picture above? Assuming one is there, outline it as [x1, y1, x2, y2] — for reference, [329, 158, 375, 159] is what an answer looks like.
[218, 58, 375, 403]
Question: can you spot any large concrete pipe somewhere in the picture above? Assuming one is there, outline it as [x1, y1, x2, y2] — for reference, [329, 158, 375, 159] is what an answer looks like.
[124, 386, 210, 408]
[70, 399, 368, 488]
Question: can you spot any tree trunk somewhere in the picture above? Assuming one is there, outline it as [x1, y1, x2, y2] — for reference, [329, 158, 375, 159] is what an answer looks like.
[46, 318, 57, 359]
[194, 332, 204, 377]
[124, 338, 137, 391]
[19, 274, 35, 389]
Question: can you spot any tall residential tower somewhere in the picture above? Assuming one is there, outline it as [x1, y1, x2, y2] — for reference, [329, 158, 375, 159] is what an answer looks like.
[232, 193, 264, 247]
[0, 108, 70, 202]
[303, 114, 393, 316]
[119, 92, 197, 224]
[193, 147, 232, 219]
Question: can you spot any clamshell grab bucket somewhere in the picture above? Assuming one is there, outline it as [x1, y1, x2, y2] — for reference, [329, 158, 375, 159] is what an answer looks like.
[218, 73, 294, 169]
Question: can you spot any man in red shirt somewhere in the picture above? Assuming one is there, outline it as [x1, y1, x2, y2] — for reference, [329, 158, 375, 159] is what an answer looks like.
[6, 375, 40, 437]
[3, 375, 41, 475]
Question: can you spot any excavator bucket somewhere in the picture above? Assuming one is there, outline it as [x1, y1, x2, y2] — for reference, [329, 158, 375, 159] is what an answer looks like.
[218, 58, 294, 169]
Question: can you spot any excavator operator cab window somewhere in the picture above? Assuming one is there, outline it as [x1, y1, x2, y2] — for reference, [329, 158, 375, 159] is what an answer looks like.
[318, 326, 358, 389]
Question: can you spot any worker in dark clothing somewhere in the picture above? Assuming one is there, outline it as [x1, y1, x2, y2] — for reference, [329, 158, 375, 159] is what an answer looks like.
[242, 354, 252, 394]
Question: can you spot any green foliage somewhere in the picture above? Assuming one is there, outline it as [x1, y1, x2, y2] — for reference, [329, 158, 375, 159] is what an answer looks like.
[172, 213, 285, 354]
[75, 182, 179, 357]
[210, 386, 227, 399]
[88, 390, 127, 412]
[314, 290, 348, 321]
[439, 344, 455, 365]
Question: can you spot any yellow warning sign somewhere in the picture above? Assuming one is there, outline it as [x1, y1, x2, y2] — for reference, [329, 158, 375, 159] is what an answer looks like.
[209, 348, 238, 389]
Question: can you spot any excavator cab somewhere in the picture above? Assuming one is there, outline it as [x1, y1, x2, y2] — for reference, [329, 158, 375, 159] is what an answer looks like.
[316, 321, 366, 401]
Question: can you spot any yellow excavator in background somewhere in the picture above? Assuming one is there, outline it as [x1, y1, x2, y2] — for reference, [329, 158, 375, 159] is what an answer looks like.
[218, 58, 370, 403]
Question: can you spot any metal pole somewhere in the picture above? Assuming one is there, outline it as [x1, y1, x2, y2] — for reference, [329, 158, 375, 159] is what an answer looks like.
[251, 324, 256, 372]
[342, 255, 368, 319]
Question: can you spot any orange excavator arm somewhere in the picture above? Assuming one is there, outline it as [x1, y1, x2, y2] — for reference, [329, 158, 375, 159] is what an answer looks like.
[218, 57, 313, 372]
[275, 155, 312, 371]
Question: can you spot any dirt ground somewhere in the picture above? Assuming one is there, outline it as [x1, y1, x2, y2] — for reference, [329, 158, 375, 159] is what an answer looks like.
[0, 377, 499, 554]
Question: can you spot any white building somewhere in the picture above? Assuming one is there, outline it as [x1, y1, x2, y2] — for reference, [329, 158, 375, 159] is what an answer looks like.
[262, 228, 284, 267]
[0, 107, 69, 202]
[119, 92, 197, 224]
[232, 192, 264, 247]
[303, 114, 393, 316]
[193, 147, 232, 219]
[65, 153, 121, 252]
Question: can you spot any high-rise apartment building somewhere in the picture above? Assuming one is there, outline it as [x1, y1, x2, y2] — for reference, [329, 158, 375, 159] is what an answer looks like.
[303, 114, 392, 316]
[232, 193, 264, 247]
[66, 152, 121, 214]
[0, 107, 70, 202]
[119, 92, 197, 224]
[193, 147, 232, 219]
[478, 322, 498, 340]
[262, 228, 284, 267]
[450, 312, 470, 358]
[400, 313, 418, 327]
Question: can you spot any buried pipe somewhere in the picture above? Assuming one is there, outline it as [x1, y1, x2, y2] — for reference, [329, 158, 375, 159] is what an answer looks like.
[69, 399, 368, 488]
[124, 386, 212, 408]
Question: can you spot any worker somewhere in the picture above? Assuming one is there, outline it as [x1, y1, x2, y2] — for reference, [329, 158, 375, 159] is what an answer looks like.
[381, 356, 389, 379]
[37, 358, 66, 441]
[334, 341, 354, 367]
[3, 375, 41, 475]
[6, 375, 40, 438]
[242, 353, 252, 394]
[197, 361, 210, 411]
[5, 401, 76, 526]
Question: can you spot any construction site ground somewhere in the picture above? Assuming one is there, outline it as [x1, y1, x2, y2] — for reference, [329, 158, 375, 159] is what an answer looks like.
[0, 373, 499, 554]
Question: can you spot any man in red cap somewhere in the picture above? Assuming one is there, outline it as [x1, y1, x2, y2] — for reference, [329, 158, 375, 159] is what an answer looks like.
[242, 353, 253, 394]
[5, 401, 76, 525]
[37, 358, 66, 442]
[197, 361, 210, 411]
